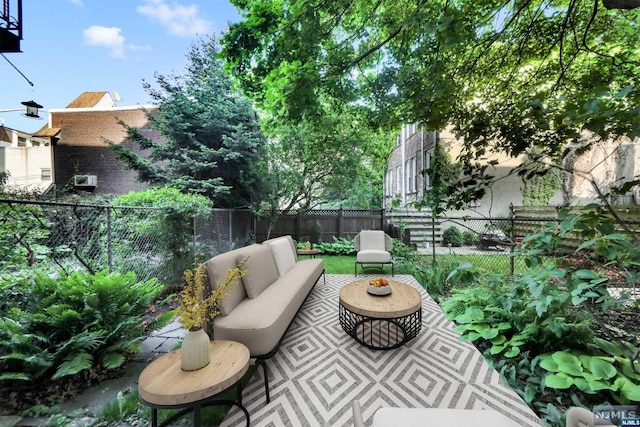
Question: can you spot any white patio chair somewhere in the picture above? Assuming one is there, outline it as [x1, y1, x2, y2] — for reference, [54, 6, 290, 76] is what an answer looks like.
[353, 230, 394, 276]
[565, 407, 616, 427]
[351, 400, 521, 426]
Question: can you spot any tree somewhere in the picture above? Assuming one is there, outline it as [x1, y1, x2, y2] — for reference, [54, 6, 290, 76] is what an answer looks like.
[109, 36, 266, 208]
[256, 106, 393, 237]
[222, 0, 640, 209]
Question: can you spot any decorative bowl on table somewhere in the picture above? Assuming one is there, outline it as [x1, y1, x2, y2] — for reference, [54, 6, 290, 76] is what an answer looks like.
[367, 277, 392, 295]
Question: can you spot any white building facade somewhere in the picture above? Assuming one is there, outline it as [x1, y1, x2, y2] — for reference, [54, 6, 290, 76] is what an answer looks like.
[0, 124, 53, 193]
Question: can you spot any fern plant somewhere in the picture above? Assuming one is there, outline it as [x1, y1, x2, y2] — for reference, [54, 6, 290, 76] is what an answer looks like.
[0, 316, 53, 381]
[0, 268, 165, 383]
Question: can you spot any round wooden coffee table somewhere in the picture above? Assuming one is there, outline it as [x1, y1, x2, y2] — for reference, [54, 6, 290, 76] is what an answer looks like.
[138, 340, 250, 427]
[339, 279, 422, 350]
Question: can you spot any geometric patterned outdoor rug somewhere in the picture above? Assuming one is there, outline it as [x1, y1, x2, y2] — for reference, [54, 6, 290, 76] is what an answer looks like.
[221, 274, 544, 426]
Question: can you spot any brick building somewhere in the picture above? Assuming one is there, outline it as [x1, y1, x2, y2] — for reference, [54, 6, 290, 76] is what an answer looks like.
[33, 92, 159, 196]
[384, 124, 437, 209]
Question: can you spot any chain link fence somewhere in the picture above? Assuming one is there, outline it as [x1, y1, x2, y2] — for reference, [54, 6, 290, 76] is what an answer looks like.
[0, 200, 252, 288]
[2, 199, 637, 298]
[422, 214, 640, 298]
[422, 216, 519, 276]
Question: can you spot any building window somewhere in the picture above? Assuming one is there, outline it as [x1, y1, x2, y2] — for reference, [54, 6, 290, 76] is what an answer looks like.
[405, 160, 411, 194]
[395, 165, 401, 195]
[423, 150, 431, 191]
[17, 137, 27, 147]
[385, 170, 392, 196]
[404, 158, 417, 194]
[412, 157, 418, 193]
[41, 168, 52, 181]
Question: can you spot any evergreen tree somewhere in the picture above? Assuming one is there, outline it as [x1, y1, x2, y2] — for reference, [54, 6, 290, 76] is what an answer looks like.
[109, 36, 265, 208]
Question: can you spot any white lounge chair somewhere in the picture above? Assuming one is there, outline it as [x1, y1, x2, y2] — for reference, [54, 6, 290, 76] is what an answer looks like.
[351, 401, 521, 427]
[352, 403, 617, 427]
[353, 230, 394, 276]
[565, 407, 616, 427]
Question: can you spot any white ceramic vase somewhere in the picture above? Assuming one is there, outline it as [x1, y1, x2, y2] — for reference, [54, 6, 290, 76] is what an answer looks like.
[181, 327, 210, 371]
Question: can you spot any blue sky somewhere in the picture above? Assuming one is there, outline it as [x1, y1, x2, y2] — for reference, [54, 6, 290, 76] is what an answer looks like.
[1, 0, 240, 133]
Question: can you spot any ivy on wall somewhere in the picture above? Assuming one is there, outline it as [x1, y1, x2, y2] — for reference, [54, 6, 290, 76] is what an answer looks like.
[521, 155, 562, 206]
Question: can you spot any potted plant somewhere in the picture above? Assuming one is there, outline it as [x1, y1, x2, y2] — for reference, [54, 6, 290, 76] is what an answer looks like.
[176, 261, 246, 370]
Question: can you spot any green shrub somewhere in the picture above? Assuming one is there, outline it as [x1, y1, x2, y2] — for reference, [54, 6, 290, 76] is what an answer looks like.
[391, 240, 420, 273]
[462, 230, 476, 246]
[413, 261, 457, 302]
[443, 226, 464, 247]
[314, 237, 355, 255]
[113, 187, 212, 287]
[539, 348, 640, 402]
[442, 263, 611, 359]
[0, 201, 51, 271]
[442, 205, 640, 423]
[0, 268, 165, 383]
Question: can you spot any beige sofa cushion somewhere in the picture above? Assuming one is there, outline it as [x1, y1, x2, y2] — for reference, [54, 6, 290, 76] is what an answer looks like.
[204, 245, 259, 316]
[269, 238, 296, 276]
[262, 235, 298, 261]
[238, 244, 279, 298]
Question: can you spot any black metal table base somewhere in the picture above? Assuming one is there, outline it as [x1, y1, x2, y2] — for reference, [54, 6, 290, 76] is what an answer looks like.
[145, 382, 249, 427]
[339, 304, 422, 350]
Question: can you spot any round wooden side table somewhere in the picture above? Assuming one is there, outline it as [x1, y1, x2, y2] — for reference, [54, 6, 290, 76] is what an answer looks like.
[339, 279, 422, 350]
[297, 248, 320, 258]
[138, 340, 250, 427]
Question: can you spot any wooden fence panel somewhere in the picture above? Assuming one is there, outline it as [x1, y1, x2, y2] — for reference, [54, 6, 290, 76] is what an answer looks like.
[254, 208, 384, 243]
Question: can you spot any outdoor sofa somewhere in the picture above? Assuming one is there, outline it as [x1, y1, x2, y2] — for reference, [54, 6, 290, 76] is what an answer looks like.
[202, 235, 324, 403]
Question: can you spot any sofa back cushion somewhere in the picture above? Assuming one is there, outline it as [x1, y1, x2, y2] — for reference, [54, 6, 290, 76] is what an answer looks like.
[262, 235, 298, 261]
[268, 238, 297, 276]
[237, 244, 279, 298]
[205, 246, 256, 316]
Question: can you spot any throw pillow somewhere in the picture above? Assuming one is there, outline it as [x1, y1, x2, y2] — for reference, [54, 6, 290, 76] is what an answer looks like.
[237, 244, 279, 298]
[205, 248, 251, 316]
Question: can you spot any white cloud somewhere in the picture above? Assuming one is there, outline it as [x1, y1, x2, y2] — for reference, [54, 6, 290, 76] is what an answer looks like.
[83, 25, 126, 58]
[137, 0, 213, 37]
[129, 44, 153, 52]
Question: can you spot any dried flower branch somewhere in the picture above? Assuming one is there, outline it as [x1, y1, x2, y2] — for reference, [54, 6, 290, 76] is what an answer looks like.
[176, 260, 246, 331]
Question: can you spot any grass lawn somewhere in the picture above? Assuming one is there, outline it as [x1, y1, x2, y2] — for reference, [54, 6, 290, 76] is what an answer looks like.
[320, 253, 523, 277]
[434, 253, 525, 276]
[321, 255, 391, 275]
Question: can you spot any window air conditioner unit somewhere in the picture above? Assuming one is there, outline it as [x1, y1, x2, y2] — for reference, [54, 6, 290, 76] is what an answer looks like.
[73, 175, 97, 187]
